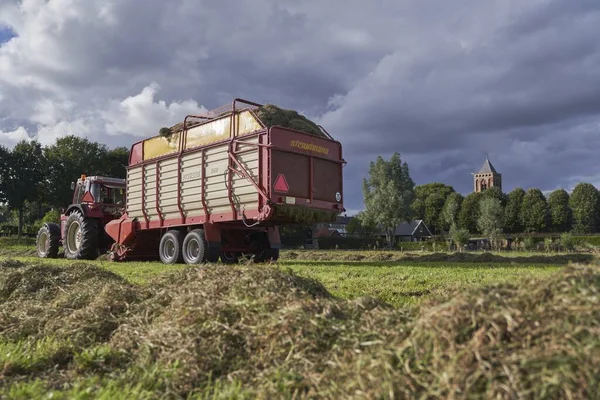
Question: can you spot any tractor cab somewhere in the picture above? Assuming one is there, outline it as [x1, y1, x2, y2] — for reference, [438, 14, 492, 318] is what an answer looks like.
[71, 175, 126, 207]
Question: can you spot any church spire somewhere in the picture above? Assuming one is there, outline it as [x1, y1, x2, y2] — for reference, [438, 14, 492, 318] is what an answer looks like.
[473, 157, 502, 193]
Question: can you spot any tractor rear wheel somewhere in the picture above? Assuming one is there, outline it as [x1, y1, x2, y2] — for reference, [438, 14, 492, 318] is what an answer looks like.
[64, 211, 99, 260]
[36, 223, 60, 258]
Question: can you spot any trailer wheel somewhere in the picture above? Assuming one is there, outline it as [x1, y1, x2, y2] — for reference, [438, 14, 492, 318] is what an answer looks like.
[64, 211, 99, 260]
[36, 223, 60, 258]
[220, 251, 240, 264]
[182, 229, 207, 265]
[159, 230, 184, 264]
[263, 248, 280, 262]
[255, 248, 280, 263]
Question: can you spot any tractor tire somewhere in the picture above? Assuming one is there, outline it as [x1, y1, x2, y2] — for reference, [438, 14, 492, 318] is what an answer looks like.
[159, 230, 184, 264]
[182, 229, 207, 265]
[64, 211, 99, 260]
[36, 223, 60, 259]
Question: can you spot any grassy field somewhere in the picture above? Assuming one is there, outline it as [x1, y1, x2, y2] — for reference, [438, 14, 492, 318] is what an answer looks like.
[0, 238, 583, 307]
[1, 238, 599, 398]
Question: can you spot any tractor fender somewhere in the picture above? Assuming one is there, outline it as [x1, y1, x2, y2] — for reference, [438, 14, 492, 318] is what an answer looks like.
[65, 204, 104, 219]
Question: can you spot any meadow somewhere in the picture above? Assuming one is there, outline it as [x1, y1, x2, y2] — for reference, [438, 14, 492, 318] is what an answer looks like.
[0, 237, 599, 399]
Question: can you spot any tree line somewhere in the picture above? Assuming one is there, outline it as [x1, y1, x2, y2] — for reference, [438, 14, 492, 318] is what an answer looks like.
[349, 153, 600, 247]
[0, 136, 129, 236]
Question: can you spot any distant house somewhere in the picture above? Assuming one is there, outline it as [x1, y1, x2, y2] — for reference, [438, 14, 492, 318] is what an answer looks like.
[312, 216, 432, 243]
[312, 215, 353, 238]
[388, 220, 433, 242]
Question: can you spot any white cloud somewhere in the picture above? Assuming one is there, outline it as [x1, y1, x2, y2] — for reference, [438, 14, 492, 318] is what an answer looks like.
[102, 83, 207, 137]
[0, 126, 30, 147]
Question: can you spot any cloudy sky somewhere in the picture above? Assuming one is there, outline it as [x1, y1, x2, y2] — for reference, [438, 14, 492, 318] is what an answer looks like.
[1, 0, 599, 214]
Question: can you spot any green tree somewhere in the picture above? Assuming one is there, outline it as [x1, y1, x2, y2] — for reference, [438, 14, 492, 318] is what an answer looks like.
[521, 188, 550, 233]
[504, 188, 525, 233]
[457, 192, 482, 234]
[449, 224, 470, 252]
[103, 146, 130, 179]
[362, 153, 415, 247]
[478, 197, 504, 249]
[0, 145, 9, 203]
[412, 183, 454, 220]
[348, 211, 378, 236]
[424, 192, 446, 235]
[440, 192, 464, 232]
[43, 136, 111, 208]
[548, 189, 572, 232]
[0, 140, 45, 237]
[482, 185, 507, 207]
[569, 183, 600, 234]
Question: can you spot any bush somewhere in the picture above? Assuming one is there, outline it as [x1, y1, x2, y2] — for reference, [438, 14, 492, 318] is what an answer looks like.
[572, 235, 600, 247]
[523, 237, 536, 251]
[449, 225, 470, 251]
[560, 233, 576, 252]
[41, 209, 61, 224]
[0, 224, 18, 236]
[24, 220, 43, 236]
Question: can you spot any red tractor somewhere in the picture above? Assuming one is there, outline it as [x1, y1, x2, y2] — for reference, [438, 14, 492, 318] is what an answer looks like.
[35, 175, 127, 259]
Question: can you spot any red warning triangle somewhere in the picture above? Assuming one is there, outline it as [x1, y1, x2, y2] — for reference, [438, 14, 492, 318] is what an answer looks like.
[273, 173, 289, 193]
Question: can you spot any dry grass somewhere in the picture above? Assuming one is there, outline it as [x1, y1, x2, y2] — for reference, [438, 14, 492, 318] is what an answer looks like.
[282, 249, 596, 265]
[1, 258, 599, 399]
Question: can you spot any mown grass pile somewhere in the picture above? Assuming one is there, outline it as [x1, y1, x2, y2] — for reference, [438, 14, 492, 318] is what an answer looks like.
[253, 104, 325, 137]
[282, 249, 595, 265]
[1, 258, 599, 399]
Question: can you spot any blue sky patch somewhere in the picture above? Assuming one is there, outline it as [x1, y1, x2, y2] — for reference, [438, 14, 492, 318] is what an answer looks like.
[0, 28, 16, 44]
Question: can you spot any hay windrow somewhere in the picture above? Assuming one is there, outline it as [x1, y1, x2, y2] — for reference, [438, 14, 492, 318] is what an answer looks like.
[1, 260, 599, 399]
[278, 250, 595, 265]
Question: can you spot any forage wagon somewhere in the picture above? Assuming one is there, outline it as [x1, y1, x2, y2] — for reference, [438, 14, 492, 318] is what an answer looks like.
[36, 98, 345, 264]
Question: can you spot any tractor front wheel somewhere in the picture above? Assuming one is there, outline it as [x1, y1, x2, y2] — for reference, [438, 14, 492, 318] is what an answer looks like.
[64, 211, 99, 260]
[36, 223, 60, 258]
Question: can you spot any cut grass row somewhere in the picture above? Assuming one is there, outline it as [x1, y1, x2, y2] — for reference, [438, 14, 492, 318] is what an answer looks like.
[0, 251, 568, 307]
[1, 259, 599, 399]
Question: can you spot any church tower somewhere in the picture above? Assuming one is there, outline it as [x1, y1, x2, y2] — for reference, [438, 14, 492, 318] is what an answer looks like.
[473, 157, 502, 193]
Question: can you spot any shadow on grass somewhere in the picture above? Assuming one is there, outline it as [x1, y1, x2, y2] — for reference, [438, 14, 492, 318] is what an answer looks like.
[280, 252, 595, 267]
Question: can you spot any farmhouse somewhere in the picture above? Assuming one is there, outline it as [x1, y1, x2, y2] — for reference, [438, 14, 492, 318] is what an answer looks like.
[312, 216, 432, 242]
[388, 219, 433, 242]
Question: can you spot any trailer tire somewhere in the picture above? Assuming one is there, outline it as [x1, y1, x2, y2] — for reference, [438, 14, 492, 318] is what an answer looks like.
[220, 251, 240, 264]
[182, 229, 207, 265]
[36, 223, 60, 258]
[264, 248, 280, 262]
[255, 247, 280, 263]
[64, 211, 99, 260]
[159, 230, 184, 264]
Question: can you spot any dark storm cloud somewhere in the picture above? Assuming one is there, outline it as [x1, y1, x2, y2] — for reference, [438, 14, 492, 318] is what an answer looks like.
[1, 0, 599, 213]
[317, 0, 600, 210]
